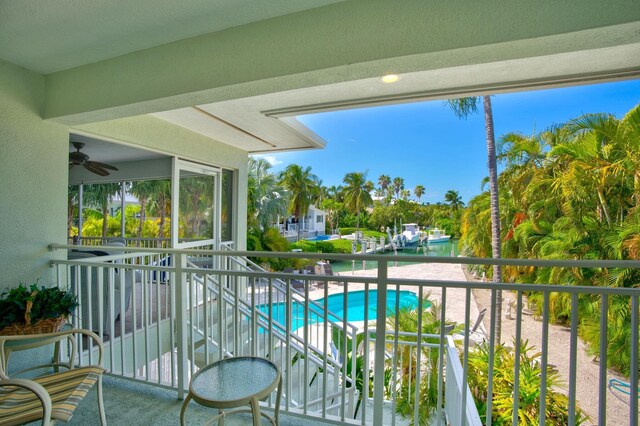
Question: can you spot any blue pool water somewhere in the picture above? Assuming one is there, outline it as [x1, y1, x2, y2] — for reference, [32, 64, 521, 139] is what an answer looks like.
[258, 290, 422, 331]
[306, 234, 331, 241]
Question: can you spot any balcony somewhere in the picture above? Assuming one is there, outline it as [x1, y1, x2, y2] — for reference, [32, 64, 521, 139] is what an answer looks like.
[48, 244, 639, 425]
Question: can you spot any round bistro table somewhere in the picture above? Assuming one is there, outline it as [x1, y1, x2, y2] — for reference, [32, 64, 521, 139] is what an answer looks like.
[180, 356, 282, 426]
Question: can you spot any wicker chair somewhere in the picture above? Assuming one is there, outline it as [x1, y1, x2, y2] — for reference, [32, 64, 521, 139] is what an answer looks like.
[0, 329, 106, 425]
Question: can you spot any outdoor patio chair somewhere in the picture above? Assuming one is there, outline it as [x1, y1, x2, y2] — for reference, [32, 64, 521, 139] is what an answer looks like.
[283, 267, 305, 291]
[470, 308, 487, 334]
[0, 329, 106, 425]
[454, 308, 487, 345]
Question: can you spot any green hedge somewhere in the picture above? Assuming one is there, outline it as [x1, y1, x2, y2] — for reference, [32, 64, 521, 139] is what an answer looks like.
[290, 238, 359, 254]
[338, 228, 386, 239]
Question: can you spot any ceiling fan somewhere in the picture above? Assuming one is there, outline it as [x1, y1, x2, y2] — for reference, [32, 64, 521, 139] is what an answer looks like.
[69, 142, 119, 176]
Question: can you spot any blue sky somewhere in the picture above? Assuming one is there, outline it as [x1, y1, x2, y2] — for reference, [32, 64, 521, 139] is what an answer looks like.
[257, 79, 640, 204]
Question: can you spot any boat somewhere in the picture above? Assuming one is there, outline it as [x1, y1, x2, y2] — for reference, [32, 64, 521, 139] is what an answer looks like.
[424, 227, 451, 244]
[392, 223, 423, 247]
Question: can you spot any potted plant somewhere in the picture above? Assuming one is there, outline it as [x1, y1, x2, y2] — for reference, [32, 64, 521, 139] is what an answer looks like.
[0, 283, 78, 335]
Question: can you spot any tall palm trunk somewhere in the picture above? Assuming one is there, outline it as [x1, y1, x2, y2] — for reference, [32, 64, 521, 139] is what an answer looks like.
[158, 195, 167, 239]
[101, 205, 109, 237]
[484, 95, 503, 342]
[137, 198, 147, 239]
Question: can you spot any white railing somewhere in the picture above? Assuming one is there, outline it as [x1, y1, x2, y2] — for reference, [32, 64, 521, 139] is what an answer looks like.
[49, 245, 640, 426]
[69, 236, 171, 248]
[445, 336, 482, 426]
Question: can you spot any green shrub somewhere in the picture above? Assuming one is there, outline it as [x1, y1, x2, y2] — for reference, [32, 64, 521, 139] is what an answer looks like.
[290, 238, 357, 254]
[467, 340, 588, 425]
[339, 227, 356, 236]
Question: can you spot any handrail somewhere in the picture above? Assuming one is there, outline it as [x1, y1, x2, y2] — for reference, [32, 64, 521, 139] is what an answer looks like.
[52, 243, 640, 268]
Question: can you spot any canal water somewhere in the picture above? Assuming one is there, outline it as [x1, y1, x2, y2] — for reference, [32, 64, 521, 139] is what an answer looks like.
[331, 239, 460, 273]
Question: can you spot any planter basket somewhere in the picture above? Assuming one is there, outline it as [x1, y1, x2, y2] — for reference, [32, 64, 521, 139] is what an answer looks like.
[0, 293, 68, 335]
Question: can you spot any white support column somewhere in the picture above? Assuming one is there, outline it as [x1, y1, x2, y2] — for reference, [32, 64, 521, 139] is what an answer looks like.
[171, 159, 180, 248]
[78, 183, 84, 242]
[120, 182, 126, 237]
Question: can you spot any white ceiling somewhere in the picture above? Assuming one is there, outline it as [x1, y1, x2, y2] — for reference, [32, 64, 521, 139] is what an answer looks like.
[69, 133, 165, 163]
[151, 43, 640, 153]
[0, 0, 344, 74]
[5, 2, 639, 156]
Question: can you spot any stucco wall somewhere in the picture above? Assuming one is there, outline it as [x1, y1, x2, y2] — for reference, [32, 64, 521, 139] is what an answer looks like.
[0, 60, 249, 293]
[0, 59, 69, 289]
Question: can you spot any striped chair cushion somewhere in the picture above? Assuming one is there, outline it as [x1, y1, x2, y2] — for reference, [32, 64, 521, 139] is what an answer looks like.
[0, 366, 105, 425]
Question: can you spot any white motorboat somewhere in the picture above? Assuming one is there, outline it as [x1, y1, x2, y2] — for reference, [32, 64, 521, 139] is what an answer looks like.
[425, 228, 451, 244]
[393, 223, 423, 247]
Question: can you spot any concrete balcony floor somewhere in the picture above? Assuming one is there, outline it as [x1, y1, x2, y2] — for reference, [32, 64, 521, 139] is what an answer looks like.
[69, 375, 343, 426]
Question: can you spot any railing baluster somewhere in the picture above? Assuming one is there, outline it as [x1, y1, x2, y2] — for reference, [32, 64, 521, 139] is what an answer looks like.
[285, 278, 292, 412]
[461, 288, 471, 426]
[630, 295, 638, 426]
[188, 271, 195, 377]
[203, 272, 209, 366]
[131, 269, 138, 379]
[341, 287, 348, 421]
[539, 291, 550, 426]
[156, 260, 163, 384]
[108, 267, 116, 375]
[414, 286, 424, 426]
[362, 281, 370, 425]
[322, 279, 328, 418]
[569, 293, 579, 426]
[143, 264, 150, 382]
[598, 293, 607, 426]
[391, 282, 401, 426]
[487, 286, 497, 426]
[373, 260, 388, 426]
[436, 286, 446, 426]
[513, 290, 523, 426]
[303, 277, 310, 415]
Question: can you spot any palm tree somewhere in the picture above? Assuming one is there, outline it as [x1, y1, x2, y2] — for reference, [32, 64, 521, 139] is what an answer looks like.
[248, 157, 288, 230]
[444, 190, 464, 211]
[130, 180, 156, 238]
[446, 95, 503, 340]
[414, 185, 425, 203]
[83, 183, 122, 237]
[392, 177, 404, 199]
[364, 180, 375, 193]
[279, 164, 318, 240]
[147, 179, 171, 240]
[400, 189, 410, 200]
[342, 171, 373, 237]
[327, 185, 344, 202]
[67, 185, 79, 238]
[378, 174, 391, 197]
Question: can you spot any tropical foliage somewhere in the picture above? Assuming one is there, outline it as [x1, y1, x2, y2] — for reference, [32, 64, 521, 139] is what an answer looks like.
[467, 340, 587, 425]
[385, 298, 454, 425]
[460, 103, 640, 374]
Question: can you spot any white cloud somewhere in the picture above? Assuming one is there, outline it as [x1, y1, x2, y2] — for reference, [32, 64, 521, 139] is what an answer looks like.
[253, 155, 282, 166]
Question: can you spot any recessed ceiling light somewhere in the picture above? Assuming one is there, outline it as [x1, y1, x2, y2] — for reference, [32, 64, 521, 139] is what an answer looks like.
[381, 74, 400, 84]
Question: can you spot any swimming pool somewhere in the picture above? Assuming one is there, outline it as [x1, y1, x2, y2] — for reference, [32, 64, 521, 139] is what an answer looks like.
[305, 234, 331, 241]
[258, 290, 422, 331]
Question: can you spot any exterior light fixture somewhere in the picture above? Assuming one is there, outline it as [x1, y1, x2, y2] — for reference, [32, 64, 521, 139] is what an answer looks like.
[381, 74, 400, 84]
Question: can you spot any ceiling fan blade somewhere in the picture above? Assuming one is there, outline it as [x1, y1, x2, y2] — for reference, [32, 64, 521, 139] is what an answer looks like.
[84, 163, 110, 176]
[88, 160, 118, 171]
